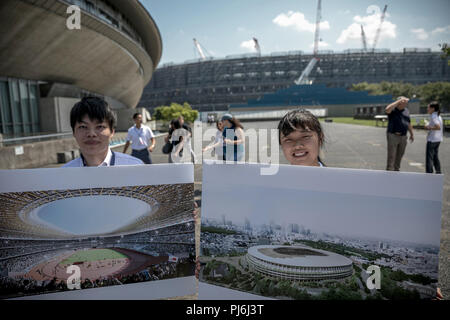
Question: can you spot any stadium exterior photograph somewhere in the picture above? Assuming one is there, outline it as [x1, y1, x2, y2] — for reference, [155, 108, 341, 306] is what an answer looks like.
[199, 163, 443, 300]
[0, 164, 196, 299]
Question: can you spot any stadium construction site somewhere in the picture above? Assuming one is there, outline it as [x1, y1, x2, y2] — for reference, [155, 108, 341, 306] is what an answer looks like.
[0, 184, 196, 298]
[140, 48, 450, 113]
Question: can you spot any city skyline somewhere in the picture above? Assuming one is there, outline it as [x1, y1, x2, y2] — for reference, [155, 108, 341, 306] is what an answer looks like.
[202, 164, 442, 247]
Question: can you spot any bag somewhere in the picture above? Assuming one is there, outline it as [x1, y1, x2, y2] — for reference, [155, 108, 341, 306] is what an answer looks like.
[162, 142, 173, 154]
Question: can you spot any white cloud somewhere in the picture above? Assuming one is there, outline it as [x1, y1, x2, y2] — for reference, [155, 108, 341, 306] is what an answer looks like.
[273, 11, 330, 33]
[240, 39, 256, 52]
[310, 41, 330, 48]
[336, 5, 396, 46]
[411, 28, 429, 40]
[431, 25, 450, 35]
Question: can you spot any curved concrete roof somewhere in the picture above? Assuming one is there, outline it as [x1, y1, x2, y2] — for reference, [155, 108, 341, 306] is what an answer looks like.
[0, 0, 162, 108]
[109, 0, 162, 70]
[248, 245, 353, 268]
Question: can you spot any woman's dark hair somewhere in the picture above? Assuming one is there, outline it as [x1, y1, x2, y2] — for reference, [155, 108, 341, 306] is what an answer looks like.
[429, 101, 440, 115]
[173, 119, 182, 130]
[226, 117, 244, 129]
[278, 109, 324, 146]
[70, 97, 116, 132]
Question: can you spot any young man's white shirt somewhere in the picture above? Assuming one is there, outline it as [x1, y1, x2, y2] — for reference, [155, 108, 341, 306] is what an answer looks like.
[63, 148, 143, 167]
[126, 125, 155, 150]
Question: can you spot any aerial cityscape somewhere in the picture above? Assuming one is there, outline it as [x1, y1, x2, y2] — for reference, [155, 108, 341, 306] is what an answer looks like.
[200, 216, 439, 299]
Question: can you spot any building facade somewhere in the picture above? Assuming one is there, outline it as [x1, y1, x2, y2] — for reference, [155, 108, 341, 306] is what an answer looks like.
[0, 0, 162, 137]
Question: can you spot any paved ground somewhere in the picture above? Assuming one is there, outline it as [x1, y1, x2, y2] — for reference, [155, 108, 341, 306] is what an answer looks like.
[48, 120, 450, 299]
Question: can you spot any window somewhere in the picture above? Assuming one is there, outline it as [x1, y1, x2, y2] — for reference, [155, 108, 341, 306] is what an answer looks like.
[11, 80, 22, 133]
[0, 80, 40, 136]
[0, 81, 12, 134]
[30, 85, 40, 132]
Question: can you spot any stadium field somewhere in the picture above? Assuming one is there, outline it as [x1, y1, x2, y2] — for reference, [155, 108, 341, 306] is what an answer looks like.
[60, 249, 128, 265]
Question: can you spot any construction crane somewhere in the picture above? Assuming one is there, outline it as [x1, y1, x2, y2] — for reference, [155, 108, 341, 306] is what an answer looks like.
[193, 38, 209, 60]
[253, 37, 261, 56]
[361, 25, 368, 52]
[372, 5, 388, 51]
[295, 0, 321, 85]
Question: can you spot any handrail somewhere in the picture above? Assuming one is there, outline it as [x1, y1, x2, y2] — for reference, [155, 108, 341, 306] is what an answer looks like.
[1, 132, 73, 143]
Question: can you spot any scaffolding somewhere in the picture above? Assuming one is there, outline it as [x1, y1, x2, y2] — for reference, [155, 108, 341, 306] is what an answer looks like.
[139, 50, 450, 112]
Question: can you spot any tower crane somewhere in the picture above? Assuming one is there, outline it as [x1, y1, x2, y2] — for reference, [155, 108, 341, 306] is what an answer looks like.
[295, 0, 321, 85]
[253, 37, 261, 56]
[361, 25, 368, 52]
[372, 5, 388, 51]
[193, 38, 209, 60]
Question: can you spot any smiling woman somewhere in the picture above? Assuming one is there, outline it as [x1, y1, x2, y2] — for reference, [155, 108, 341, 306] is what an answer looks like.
[278, 109, 325, 167]
[28, 195, 153, 236]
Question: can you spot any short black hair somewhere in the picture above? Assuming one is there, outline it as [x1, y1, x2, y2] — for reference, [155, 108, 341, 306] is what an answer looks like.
[70, 97, 116, 132]
[429, 101, 440, 115]
[133, 113, 141, 119]
[278, 109, 324, 146]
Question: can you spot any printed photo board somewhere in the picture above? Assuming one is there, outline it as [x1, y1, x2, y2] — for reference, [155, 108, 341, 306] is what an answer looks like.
[200, 163, 443, 300]
[0, 164, 196, 300]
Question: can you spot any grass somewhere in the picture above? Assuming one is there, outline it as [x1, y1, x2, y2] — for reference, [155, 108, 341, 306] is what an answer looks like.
[322, 117, 434, 128]
[60, 248, 127, 265]
[321, 117, 380, 127]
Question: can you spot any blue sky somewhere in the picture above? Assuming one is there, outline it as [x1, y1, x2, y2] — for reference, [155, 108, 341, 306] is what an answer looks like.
[141, 0, 450, 65]
[34, 196, 151, 235]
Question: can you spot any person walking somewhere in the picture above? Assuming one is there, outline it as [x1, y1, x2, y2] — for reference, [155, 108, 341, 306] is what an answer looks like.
[425, 101, 443, 174]
[123, 113, 156, 164]
[177, 115, 196, 163]
[170, 119, 191, 163]
[221, 114, 245, 162]
[202, 120, 224, 160]
[385, 96, 414, 171]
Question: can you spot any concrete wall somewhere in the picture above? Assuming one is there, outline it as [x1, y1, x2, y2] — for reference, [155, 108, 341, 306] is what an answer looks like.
[39, 97, 79, 133]
[231, 102, 421, 118]
[116, 107, 152, 131]
[0, 138, 79, 169]
[39, 98, 154, 133]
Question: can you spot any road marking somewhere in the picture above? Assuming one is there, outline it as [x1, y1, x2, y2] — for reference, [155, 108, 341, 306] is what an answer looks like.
[409, 162, 424, 167]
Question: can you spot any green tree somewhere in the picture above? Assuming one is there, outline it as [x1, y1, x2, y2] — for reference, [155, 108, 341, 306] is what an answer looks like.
[153, 102, 199, 122]
[440, 43, 450, 58]
[350, 81, 450, 111]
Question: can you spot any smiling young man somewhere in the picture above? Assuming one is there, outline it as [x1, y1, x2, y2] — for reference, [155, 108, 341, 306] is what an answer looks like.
[63, 97, 143, 167]
[278, 109, 324, 167]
